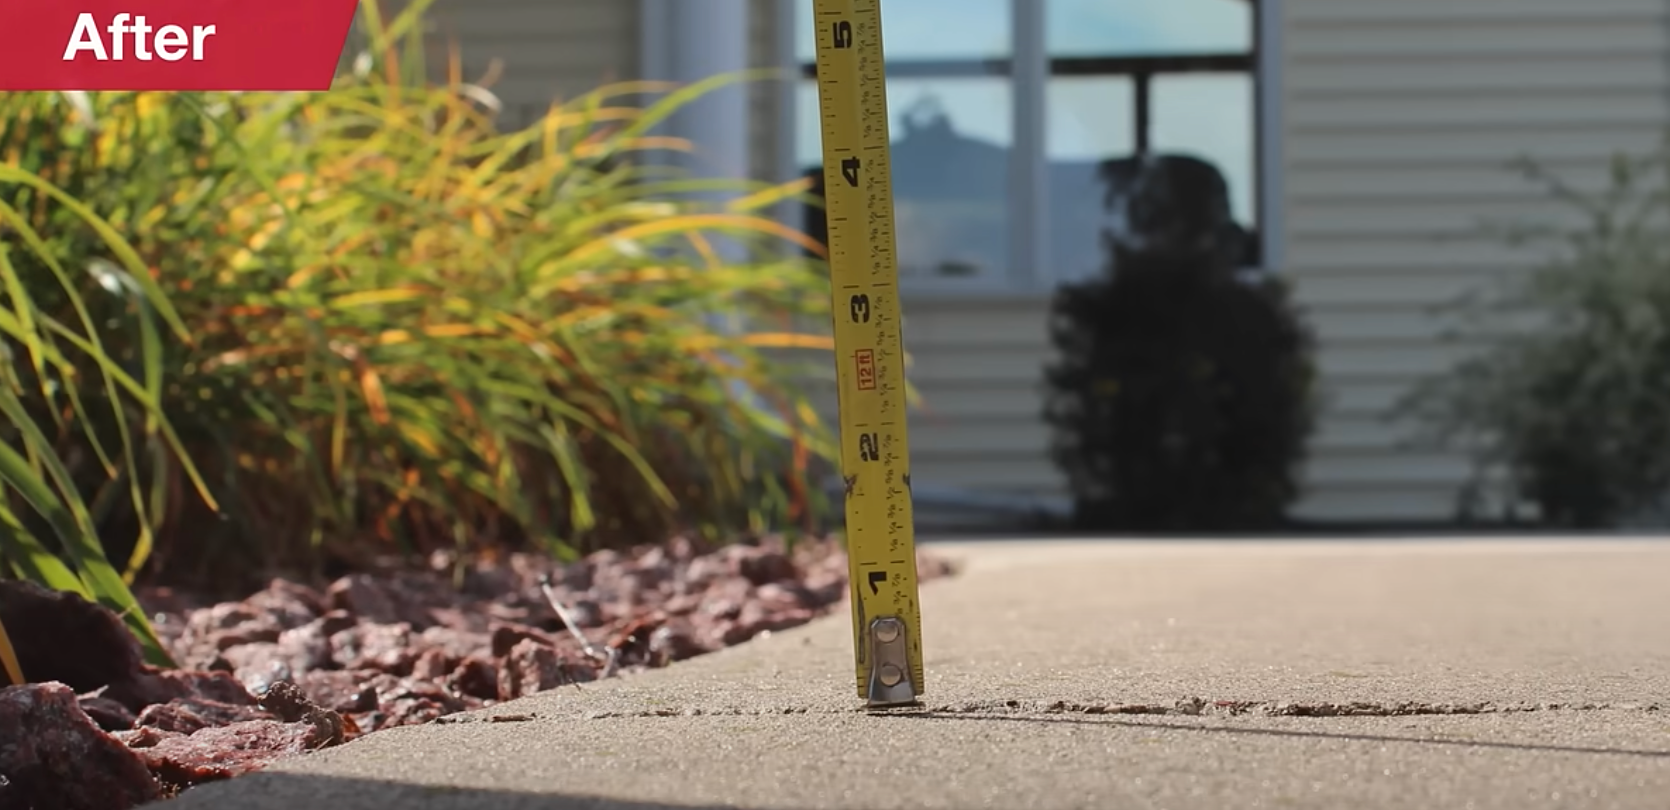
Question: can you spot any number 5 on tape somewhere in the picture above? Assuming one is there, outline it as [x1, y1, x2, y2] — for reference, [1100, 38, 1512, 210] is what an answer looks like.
[809, 0, 925, 709]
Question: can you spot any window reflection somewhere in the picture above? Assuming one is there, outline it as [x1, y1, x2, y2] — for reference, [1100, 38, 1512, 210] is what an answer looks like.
[1042, 0, 1259, 276]
[1151, 74, 1256, 229]
[796, 77, 1012, 280]
[794, 0, 1011, 62]
[1046, 78, 1135, 282]
[791, 0, 1262, 281]
[1045, 0, 1253, 57]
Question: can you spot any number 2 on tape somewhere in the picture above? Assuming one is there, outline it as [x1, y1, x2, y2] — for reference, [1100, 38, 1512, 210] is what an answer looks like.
[809, 0, 926, 709]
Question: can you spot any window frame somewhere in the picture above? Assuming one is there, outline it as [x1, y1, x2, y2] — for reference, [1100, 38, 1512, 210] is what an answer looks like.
[774, 0, 1284, 299]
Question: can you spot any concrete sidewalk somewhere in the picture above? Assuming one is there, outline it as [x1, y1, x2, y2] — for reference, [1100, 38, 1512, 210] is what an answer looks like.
[154, 538, 1670, 810]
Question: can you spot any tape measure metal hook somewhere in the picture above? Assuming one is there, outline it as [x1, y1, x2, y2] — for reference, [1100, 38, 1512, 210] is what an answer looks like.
[808, 0, 926, 710]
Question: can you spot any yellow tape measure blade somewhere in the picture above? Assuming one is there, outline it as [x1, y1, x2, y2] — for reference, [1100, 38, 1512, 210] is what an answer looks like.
[808, 0, 925, 707]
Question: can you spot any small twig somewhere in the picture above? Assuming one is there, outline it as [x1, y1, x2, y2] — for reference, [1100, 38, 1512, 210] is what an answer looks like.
[536, 573, 606, 662]
[599, 647, 621, 680]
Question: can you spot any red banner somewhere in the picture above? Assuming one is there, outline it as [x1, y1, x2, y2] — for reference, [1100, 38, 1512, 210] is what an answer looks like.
[0, 0, 361, 91]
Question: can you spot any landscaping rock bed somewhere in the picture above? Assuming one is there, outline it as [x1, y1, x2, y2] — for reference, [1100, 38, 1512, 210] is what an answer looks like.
[0, 535, 955, 808]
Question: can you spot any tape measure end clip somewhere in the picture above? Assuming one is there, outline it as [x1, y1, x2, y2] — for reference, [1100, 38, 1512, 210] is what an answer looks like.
[863, 616, 918, 709]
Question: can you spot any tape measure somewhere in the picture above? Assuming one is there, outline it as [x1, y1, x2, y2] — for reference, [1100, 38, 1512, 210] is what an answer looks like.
[808, 0, 925, 709]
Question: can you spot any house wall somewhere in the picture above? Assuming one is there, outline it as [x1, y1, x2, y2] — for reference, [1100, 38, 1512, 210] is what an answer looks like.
[398, 0, 782, 173]
[771, 0, 1670, 523]
[735, 8, 1069, 510]
[399, 0, 641, 128]
[1277, 0, 1670, 521]
[388, 0, 1670, 523]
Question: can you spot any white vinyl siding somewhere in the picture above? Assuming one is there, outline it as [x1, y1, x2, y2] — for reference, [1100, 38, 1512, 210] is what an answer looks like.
[406, 0, 640, 129]
[1278, 0, 1670, 521]
[794, 0, 1670, 523]
[404, 0, 1670, 524]
[789, 296, 1067, 504]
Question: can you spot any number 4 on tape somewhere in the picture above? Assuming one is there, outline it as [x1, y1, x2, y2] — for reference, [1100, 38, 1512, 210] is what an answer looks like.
[809, 0, 926, 710]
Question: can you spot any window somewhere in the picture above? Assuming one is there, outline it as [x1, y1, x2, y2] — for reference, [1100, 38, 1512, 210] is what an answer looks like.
[788, 0, 1267, 293]
[791, 1, 1016, 285]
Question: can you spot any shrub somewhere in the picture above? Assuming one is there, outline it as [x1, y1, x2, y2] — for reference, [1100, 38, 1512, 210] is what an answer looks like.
[1042, 154, 1317, 532]
[1396, 149, 1670, 529]
[0, 0, 838, 675]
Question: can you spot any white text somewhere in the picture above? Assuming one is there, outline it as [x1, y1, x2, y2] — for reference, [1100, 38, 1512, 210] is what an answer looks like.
[62, 13, 216, 62]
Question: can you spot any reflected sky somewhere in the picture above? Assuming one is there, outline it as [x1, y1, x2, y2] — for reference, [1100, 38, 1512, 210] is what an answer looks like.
[791, 0, 1256, 224]
[1045, 0, 1251, 56]
[793, 0, 1251, 61]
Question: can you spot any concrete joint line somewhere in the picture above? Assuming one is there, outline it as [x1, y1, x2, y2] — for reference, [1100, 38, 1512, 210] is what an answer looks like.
[435, 697, 1663, 725]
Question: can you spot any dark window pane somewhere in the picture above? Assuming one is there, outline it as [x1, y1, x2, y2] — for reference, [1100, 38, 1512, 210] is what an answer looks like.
[1046, 0, 1253, 57]
[797, 77, 1013, 280]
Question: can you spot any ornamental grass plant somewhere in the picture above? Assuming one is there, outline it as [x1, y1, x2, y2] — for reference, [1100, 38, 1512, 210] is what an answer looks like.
[0, 0, 838, 677]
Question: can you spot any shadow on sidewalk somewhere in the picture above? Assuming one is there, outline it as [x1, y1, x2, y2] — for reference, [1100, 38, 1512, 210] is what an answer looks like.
[153, 773, 779, 810]
[897, 712, 1670, 760]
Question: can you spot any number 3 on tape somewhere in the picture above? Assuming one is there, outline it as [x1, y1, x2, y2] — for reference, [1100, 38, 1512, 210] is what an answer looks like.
[809, 0, 926, 709]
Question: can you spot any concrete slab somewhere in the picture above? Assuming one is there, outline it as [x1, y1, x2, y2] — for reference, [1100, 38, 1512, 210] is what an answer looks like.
[151, 538, 1670, 810]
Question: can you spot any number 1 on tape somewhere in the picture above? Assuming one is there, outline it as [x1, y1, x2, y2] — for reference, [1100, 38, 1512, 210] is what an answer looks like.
[809, 0, 925, 709]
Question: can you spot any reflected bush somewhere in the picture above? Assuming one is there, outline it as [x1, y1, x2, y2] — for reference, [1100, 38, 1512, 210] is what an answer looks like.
[1042, 153, 1317, 532]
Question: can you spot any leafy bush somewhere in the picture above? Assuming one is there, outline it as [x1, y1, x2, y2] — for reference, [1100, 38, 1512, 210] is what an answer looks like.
[0, 0, 838, 665]
[1396, 148, 1670, 529]
[1042, 154, 1317, 532]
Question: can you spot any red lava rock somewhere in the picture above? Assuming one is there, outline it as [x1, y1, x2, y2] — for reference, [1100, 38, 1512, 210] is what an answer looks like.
[103, 668, 259, 713]
[661, 592, 702, 615]
[374, 679, 468, 726]
[716, 599, 816, 646]
[242, 579, 328, 629]
[79, 693, 139, 731]
[497, 638, 584, 700]
[730, 545, 799, 586]
[0, 579, 146, 692]
[559, 597, 604, 629]
[113, 724, 182, 748]
[219, 613, 338, 693]
[330, 622, 417, 672]
[3, 534, 955, 799]
[169, 580, 327, 671]
[328, 571, 460, 628]
[418, 625, 490, 659]
[135, 698, 271, 734]
[700, 577, 753, 621]
[137, 718, 335, 788]
[278, 619, 336, 662]
[756, 581, 817, 610]
[679, 553, 732, 593]
[294, 670, 380, 714]
[647, 623, 705, 664]
[257, 680, 348, 745]
[447, 656, 500, 701]
[489, 621, 557, 657]
[0, 682, 161, 810]
[427, 605, 496, 633]
[314, 609, 360, 636]
[174, 602, 285, 668]
[327, 573, 405, 625]
[411, 648, 451, 680]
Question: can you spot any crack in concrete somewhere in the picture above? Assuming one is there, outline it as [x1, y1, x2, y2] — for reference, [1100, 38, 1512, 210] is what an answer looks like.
[980, 697, 1664, 718]
[432, 697, 1661, 725]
